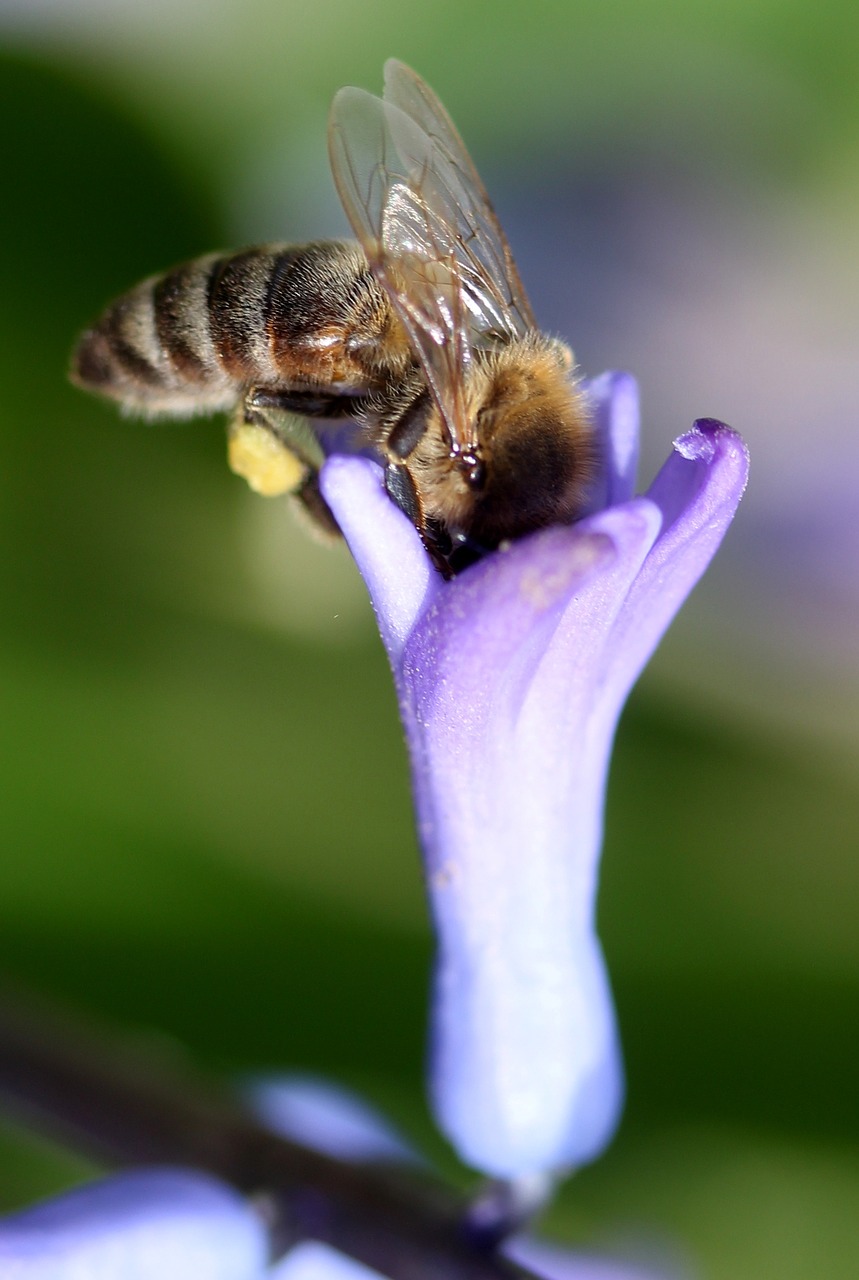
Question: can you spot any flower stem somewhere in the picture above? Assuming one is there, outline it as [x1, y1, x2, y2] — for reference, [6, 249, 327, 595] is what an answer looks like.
[0, 989, 539, 1280]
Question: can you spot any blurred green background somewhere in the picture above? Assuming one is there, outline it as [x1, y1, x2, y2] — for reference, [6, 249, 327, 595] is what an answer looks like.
[1, 2, 858, 1276]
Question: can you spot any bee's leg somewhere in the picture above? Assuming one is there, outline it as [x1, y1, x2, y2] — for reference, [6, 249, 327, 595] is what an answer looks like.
[291, 470, 342, 540]
[243, 388, 373, 537]
[227, 390, 341, 538]
[444, 532, 486, 576]
[227, 396, 321, 496]
[249, 388, 365, 420]
[383, 461, 422, 527]
[384, 462, 455, 579]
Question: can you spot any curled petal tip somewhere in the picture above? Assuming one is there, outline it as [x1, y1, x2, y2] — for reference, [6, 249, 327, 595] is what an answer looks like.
[674, 422, 718, 462]
[674, 417, 750, 474]
[649, 418, 749, 537]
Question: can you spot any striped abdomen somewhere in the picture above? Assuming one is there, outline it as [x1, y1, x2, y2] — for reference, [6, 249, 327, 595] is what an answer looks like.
[71, 241, 400, 418]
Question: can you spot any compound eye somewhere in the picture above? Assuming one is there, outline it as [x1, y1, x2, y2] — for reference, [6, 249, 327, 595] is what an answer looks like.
[466, 457, 487, 490]
[453, 450, 486, 491]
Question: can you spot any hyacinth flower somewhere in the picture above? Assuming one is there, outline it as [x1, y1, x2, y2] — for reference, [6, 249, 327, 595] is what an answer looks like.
[0, 376, 745, 1276]
[319, 371, 749, 1180]
[0, 373, 746, 1278]
[0, 1077, 669, 1280]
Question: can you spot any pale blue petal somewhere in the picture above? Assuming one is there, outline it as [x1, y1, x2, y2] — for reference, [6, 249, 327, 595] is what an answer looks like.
[0, 1169, 268, 1280]
[270, 1241, 388, 1280]
[582, 372, 640, 513]
[244, 1075, 419, 1166]
[320, 455, 434, 662]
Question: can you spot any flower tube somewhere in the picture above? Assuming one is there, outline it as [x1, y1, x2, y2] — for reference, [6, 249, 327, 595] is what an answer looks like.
[322, 374, 749, 1178]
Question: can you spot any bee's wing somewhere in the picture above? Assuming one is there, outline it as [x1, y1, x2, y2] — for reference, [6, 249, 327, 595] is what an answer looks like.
[382, 59, 537, 336]
[328, 67, 534, 451]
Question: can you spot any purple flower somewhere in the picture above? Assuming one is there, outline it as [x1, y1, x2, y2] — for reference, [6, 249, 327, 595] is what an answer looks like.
[0, 1083, 676, 1280]
[320, 373, 749, 1178]
[0, 1168, 267, 1279]
[0, 1171, 671, 1280]
[0, 374, 745, 1279]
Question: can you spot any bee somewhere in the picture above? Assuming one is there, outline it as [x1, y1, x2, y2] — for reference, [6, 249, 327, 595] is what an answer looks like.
[71, 61, 594, 576]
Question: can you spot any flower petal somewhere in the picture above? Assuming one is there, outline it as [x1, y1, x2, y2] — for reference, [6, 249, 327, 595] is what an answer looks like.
[582, 372, 640, 513]
[244, 1075, 419, 1166]
[0, 1169, 268, 1280]
[271, 1241, 388, 1280]
[320, 456, 434, 661]
[417, 503, 662, 1176]
[598, 419, 750, 712]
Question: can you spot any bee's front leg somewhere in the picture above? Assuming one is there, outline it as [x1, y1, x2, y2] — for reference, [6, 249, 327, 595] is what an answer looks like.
[384, 462, 456, 578]
[227, 388, 342, 538]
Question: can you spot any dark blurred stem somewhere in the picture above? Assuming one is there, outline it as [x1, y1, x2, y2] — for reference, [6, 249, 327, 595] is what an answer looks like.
[0, 990, 540, 1280]
[465, 1174, 557, 1249]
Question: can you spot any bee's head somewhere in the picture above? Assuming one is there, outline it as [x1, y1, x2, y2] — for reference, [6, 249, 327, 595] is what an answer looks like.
[462, 337, 595, 547]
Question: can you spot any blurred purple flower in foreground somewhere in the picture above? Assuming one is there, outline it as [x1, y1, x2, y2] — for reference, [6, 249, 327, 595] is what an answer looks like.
[321, 373, 749, 1178]
[0, 1079, 670, 1279]
[0, 1171, 666, 1280]
[0, 1169, 266, 1280]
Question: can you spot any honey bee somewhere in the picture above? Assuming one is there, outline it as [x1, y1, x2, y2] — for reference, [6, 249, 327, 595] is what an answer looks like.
[71, 61, 593, 576]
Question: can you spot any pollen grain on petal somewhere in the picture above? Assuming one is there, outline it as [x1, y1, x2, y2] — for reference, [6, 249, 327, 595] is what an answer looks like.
[517, 531, 616, 612]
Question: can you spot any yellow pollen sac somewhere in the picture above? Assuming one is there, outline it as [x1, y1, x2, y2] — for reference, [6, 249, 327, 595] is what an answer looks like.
[227, 420, 306, 497]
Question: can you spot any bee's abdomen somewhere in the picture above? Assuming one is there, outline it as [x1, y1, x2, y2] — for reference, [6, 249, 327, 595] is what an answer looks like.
[71, 242, 390, 419]
[72, 252, 232, 416]
[205, 246, 299, 384]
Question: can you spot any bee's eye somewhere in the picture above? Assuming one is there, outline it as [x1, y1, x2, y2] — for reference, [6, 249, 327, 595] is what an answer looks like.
[466, 458, 486, 490]
[453, 450, 486, 491]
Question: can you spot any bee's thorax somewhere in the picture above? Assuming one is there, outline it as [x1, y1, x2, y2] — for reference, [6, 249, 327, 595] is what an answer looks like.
[402, 334, 594, 545]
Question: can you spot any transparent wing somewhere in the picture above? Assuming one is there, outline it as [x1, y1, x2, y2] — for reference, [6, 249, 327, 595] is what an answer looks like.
[382, 59, 537, 336]
[328, 66, 535, 451]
